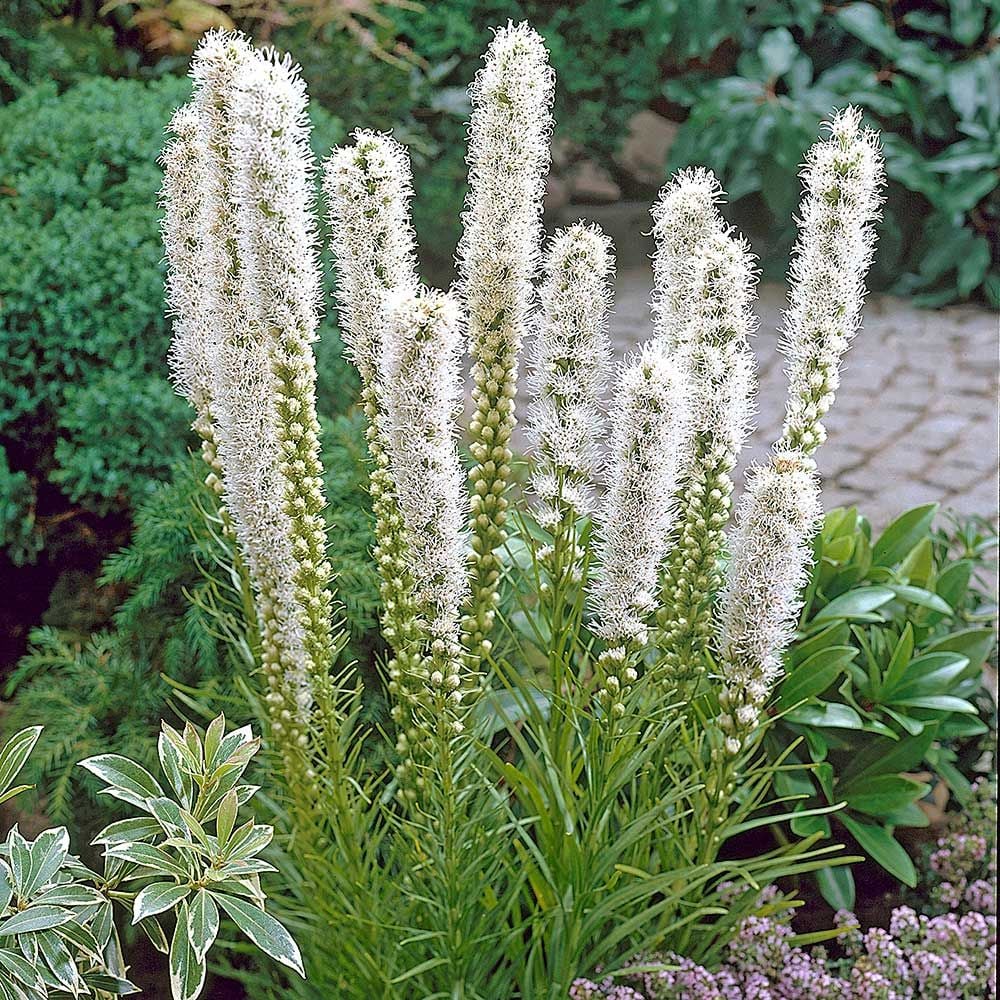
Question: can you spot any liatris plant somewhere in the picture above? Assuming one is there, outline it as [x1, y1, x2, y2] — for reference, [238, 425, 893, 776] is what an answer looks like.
[153, 22, 888, 1000]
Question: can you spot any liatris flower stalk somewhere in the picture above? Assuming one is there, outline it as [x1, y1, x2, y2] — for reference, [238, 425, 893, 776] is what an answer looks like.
[323, 132, 424, 753]
[715, 451, 822, 748]
[591, 342, 689, 714]
[164, 32, 338, 777]
[459, 21, 554, 660]
[527, 223, 613, 604]
[381, 290, 469, 757]
[161, 102, 229, 503]
[776, 106, 884, 459]
[650, 174, 758, 691]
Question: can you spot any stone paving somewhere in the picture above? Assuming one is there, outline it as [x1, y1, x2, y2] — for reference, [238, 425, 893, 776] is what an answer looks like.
[512, 210, 999, 529]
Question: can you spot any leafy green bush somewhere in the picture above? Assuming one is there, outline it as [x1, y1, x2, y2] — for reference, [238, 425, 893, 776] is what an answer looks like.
[770, 503, 998, 909]
[0, 716, 300, 999]
[0, 73, 346, 564]
[663, 0, 999, 305]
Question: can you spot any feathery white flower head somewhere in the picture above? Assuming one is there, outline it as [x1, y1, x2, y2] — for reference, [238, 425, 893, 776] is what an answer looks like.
[778, 106, 884, 457]
[527, 223, 614, 529]
[591, 340, 690, 645]
[460, 21, 553, 360]
[169, 33, 334, 740]
[324, 130, 419, 386]
[653, 205, 759, 681]
[651, 167, 729, 351]
[161, 103, 221, 420]
[381, 289, 469, 650]
[460, 21, 554, 656]
[717, 451, 822, 730]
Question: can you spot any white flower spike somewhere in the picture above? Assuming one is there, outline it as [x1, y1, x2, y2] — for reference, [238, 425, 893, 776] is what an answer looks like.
[777, 106, 885, 458]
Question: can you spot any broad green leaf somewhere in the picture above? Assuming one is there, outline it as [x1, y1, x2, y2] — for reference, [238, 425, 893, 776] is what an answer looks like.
[892, 695, 976, 714]
[204, 716, 226, 771]
[133, 883, 191, 924]
[816, 864, 855, 910]
[872, 504, 938, 566]
[881, 623, 915, 697]
[891, 652, 969, 698]
[0, 728, 41, 801]
[778, 646, 858, 709]
[213, 893, 304, 977]
[843, 774, 927, 817]
[79, 755, 165, 810]
[0, 905, 77, 936]
[169, 901, 206, 1000]
[216, 791, 238, 848]
[840, 814, 916, 887]
[187, 890, 219, 964]
[785, 703, 864, 730]
[886, 585, 951, 615]
[841, 726, 937, 784]
[924, 628, 995, 674]
[813, 587, 894, 621]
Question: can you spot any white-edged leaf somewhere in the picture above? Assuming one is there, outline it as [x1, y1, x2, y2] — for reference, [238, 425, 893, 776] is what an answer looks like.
[105, 843, 190, 880]
[78, 755, 164, 810]
[133, 883, 191, 925]
[0, 905, 76, 935]
[187, 890, 219, 963]
[0, 728, 42, 799]
[212, 892, 304, 977]
[36, 929, 79, 992]
[169, 901, 206, 1000]
[22, 827, 70, 897]
[0, 948, 45, 990]
[93, 817, 162, 846]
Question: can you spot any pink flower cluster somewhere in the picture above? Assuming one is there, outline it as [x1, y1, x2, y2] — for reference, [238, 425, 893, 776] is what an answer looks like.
[924, 779, 996, 916]
[570, 905, 996, 1000]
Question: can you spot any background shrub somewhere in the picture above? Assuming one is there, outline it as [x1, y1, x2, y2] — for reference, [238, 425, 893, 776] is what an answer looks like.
[0, 73, 346, 566]
[660, 0, 1000, 305]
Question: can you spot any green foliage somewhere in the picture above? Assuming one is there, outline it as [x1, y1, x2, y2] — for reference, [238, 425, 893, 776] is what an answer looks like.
[663, 0, 1000, 304]
[0, 715, 299, 1000]
[0, 72, 346, 563]
[5, 409, 378, 831]
[770, 504, 998, 908]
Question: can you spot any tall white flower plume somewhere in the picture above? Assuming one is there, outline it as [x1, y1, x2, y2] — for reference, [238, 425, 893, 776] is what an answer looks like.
[164, 33, 338, 768]
[161, 103, 219, 425]
[527, 222, 614, 532]
[381, 290, 469, 744]
[381, 290, 469, 653]
[324, 130, 419, 385]
[591, 341, 690, 650]
[323, 131, 427, 766]
[650, 174, 759, 686]
[777, 106, 884, 458]
[650, 167, 729, 351]
[460, 20, 554, 658]
[716, 451, 822, 745]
